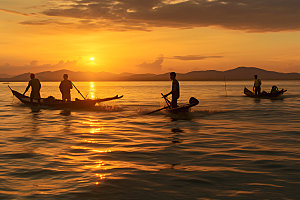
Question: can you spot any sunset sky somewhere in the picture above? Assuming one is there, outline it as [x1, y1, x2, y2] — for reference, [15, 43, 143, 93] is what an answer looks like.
[1, 0, 300, 75]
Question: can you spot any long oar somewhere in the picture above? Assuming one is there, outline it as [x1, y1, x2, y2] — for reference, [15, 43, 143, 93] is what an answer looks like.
[146, 106, 169, 115]
[161, 93, 171, 108]
[8, 85, 13, 91]
[72, 82, 86, 100]
[146, 93, 171, 115]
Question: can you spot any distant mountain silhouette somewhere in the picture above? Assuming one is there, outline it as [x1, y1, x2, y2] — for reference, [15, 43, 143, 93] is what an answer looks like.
[0, 73, 12, 79]
[1, 67, 300, 81]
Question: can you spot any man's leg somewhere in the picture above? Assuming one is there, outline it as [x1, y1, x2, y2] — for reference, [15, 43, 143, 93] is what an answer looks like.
[254, 87, 258, 95]
[67, 93, 71, 102]
[171, 98, 178, 108]
[62, 93, 67, 102]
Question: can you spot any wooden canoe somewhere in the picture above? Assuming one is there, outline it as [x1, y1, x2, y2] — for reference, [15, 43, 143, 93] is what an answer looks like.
[9, 86, 123, 109]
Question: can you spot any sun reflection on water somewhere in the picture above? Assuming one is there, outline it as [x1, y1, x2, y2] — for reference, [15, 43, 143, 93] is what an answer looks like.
[89, 82, 95, 99]
[90, 128, 102, 134]
[81, 119, 105, 134]
[92, 149, 112, 153]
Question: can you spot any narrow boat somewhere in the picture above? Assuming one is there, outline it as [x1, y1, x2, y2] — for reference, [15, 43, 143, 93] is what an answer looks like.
[9, 86, 123, 109]
[146, 96, 199, 115]
[166, 97, 199, 114]
[244, 87, 286, 98]
[161, 93, 199, 114]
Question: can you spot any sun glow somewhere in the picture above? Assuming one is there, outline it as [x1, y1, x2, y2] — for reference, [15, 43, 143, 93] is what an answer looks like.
[90, 57, 95, 61]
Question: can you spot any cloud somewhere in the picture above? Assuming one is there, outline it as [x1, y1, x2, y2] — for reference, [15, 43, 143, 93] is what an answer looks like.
[137, 56, 164, 73]
[0, 8, 35, 16]
[169, 55, 223, 60]
[20, 19, 73, 26]
[37, 0, 300, 32]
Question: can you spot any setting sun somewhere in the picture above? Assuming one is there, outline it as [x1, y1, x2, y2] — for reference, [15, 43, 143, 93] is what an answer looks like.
[90, 57, 95, 61]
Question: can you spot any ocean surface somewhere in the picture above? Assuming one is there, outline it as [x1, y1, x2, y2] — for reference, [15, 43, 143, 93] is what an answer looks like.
[0, 81, 299, 200]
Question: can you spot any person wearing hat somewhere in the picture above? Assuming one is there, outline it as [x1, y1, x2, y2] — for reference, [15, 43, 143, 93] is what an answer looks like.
[23, 73, 41, 103]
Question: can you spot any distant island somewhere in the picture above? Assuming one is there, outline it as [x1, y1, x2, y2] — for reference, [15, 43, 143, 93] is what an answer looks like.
[1, 67, 300, 82]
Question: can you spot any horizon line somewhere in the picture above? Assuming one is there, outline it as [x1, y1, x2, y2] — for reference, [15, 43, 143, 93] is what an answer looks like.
[3, 66, 300, 77]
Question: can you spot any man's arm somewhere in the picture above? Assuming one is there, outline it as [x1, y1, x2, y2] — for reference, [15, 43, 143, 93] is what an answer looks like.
[23, 82, 30, 95]
[164, 91, 172, 97]
[59, 81, 63, 92]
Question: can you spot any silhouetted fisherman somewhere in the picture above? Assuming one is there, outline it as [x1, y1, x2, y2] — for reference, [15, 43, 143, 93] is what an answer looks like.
[253, 75, 262, 95]
[23, 73, 41, 103]
[164, 72, 180, 108]
[59, 74, 73, 101]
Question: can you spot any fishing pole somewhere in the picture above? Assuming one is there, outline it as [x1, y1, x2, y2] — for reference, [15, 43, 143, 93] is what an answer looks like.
[72, 82, 86, 100]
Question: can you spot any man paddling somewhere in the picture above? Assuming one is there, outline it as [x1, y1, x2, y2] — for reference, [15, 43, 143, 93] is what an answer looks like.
[164, 72, 180, 108]
[253, 75, 262, 95]
[23, 73, 41, 103]
[59, 74, 73, 101]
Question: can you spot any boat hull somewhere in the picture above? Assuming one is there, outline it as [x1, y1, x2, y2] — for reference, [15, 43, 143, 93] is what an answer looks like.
[10, 87, 123, 109]
[167, 97, 199, 114]
[244, 87, 286, 98]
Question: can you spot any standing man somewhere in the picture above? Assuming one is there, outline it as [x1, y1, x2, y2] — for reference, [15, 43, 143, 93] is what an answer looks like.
[23, 73, 41, 103]
[164, 72, 180, 108]
[59, 74, 73, 101]
[253, 75, 262, 95]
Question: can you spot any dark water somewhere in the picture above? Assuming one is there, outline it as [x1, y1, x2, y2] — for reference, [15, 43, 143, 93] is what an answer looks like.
[0, 81, 300, 199]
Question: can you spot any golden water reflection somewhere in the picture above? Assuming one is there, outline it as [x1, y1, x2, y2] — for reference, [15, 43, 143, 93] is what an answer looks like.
[95, 161, 108, 185]
[77, 118, 113, 185]
[81, 118, 104, 134]
[89, 82, 95, 99]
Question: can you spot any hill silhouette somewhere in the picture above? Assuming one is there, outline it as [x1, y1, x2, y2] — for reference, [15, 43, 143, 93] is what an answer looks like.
[1, 67, 300, 81]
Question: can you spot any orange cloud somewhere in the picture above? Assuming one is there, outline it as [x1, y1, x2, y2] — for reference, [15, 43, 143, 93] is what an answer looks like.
[0, 8, 35, 16]
[137, 56, 164, 73]
[169, 55, 224, 61]
[39, 0, 300, 32]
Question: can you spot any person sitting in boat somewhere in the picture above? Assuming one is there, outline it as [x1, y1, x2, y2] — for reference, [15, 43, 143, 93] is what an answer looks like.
[23, 73, 41, 103]
[59, 74, 73, 101]
[253, 75, 262, 95]
[271, 85, 279, 94]
[163, 72, 180, 108]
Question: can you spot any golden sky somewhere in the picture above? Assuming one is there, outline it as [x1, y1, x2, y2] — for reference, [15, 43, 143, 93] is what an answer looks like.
[1, 0, 300, 74]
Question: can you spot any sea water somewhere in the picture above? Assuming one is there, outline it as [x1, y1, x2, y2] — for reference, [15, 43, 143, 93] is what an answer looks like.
[0, 81, 299, 199]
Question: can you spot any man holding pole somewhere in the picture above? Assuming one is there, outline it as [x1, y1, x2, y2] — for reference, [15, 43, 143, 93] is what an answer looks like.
[59, 74, 73, 101]
[163, 72, 180, 108]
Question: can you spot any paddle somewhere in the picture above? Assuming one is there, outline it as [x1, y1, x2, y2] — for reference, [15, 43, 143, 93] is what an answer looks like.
[146, 106, 169, 115]
[161, 93, 171, 108]
[146, 93, 171, 115]
[8, 85, 12, 91]
[72, 82, 86, 100]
